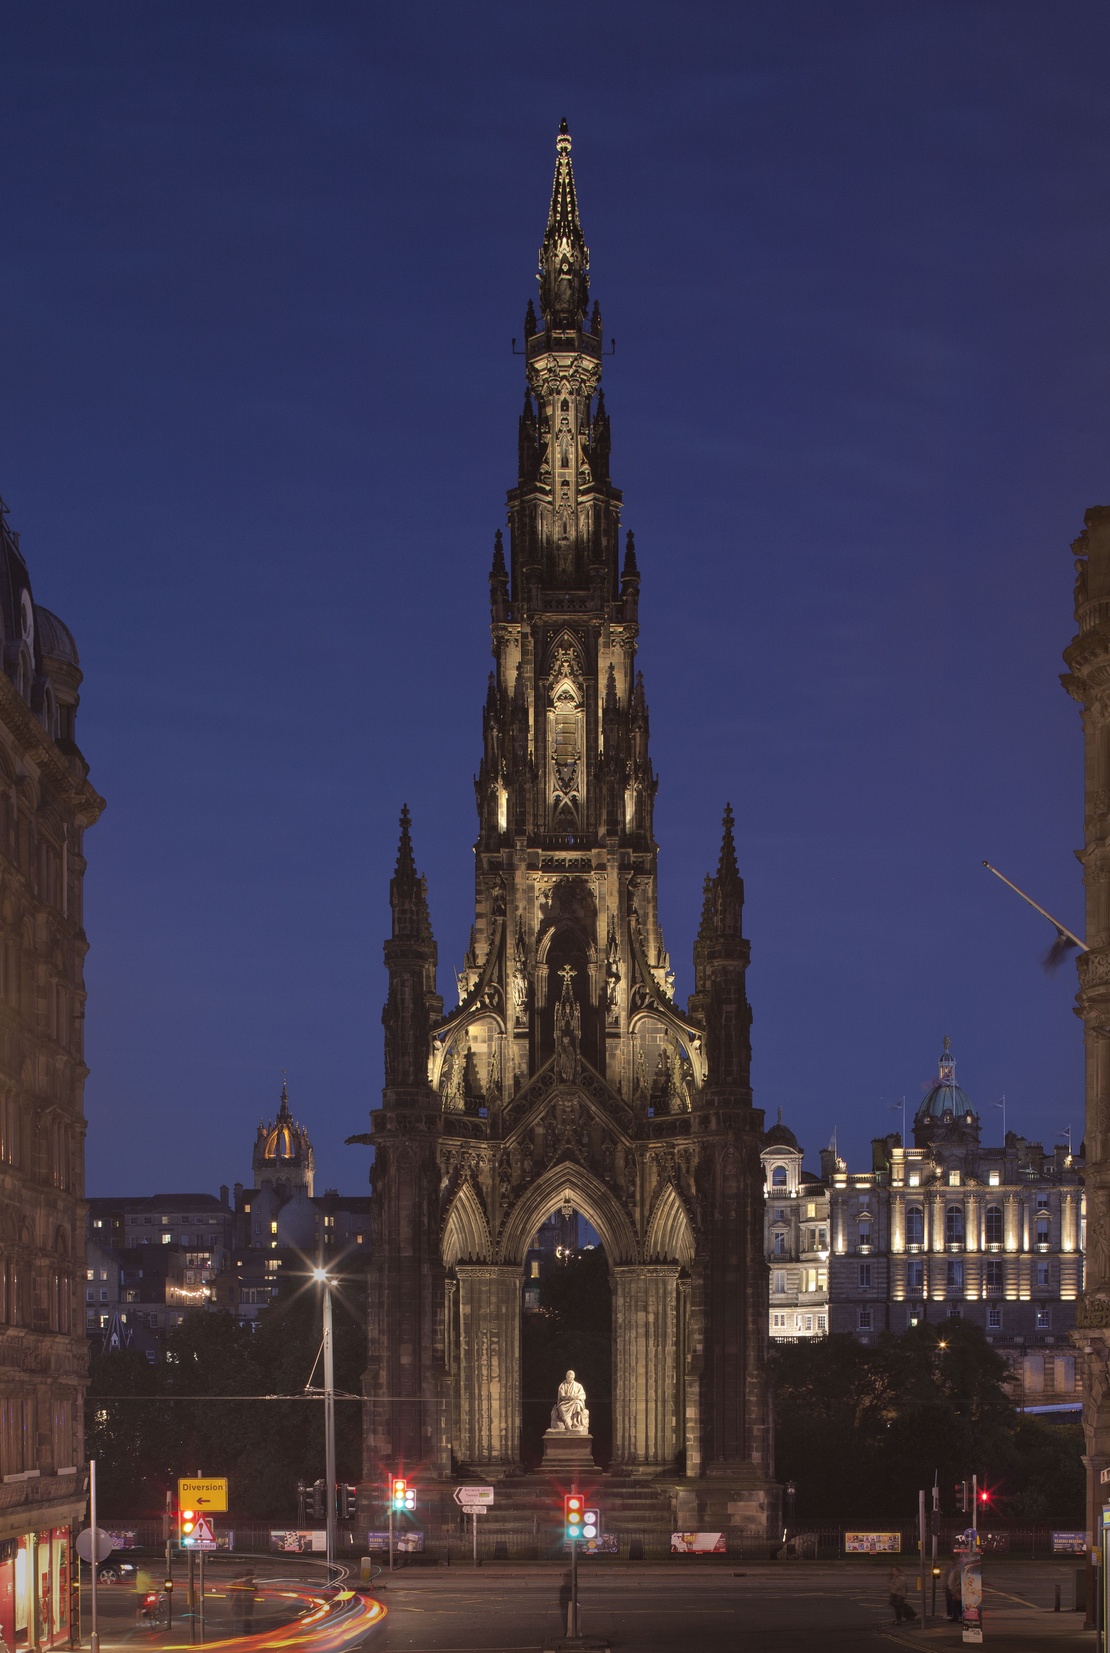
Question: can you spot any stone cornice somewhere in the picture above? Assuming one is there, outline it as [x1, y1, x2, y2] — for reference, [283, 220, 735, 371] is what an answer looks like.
[0, 670, 103, 827]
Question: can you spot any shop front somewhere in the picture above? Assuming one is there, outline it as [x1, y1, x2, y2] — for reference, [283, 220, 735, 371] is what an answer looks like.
[0, 1528, 71, 1649]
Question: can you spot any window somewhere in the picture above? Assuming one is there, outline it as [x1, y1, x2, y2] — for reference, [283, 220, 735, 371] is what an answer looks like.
[907, 1259, 924, 1292]
[771, 1313, 786, 1329]
[161, 1233, 171, 1245]
[907, 1170, 920, 1188]
[99, 1289, 107, 1302]
[816, 1315, 827, 1332]
[989, 1170, 1000, 1188]
[818, 1228, 828, 1249]
[948, 1304, 962, 1319]
[857, 1218, 871, 1248]
[857, 1308, 872, 1331]
[985, 1205, 1003, 1247]
[945, 1205, 964, 1245]
[772, 1270, 786, 1295]
[1035, 1306, 1051, 1330]
[905, 1205, 924, 1246]
[804, 1315, 813, 1331]
[1036, 1261, 1050, 1288]
[987, 1306, 1002, 1329]
[948, 1168, 961, 1187]
[985, 1260, 1004, 1293]
[1036, 1215, 1050, 1246]
[530, 1261, 540, 1279]
[946, 1260, 963, 1291]
[771, 1166, 787, 1187]
[85, 1269, 93, 1282]
[773, 1208, 786, 1223]
[858, 1263, 871, 1289]
[270, 1221, 279, 1236]
[805, 1202, 816, 1219]
[773, 1231, 786, 1256]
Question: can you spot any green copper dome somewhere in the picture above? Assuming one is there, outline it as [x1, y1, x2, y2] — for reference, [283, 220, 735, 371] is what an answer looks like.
[914, 1036, 976, 1126]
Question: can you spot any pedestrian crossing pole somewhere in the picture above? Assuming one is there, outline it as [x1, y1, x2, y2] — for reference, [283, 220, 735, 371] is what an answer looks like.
[918, 1490, 928, 1627]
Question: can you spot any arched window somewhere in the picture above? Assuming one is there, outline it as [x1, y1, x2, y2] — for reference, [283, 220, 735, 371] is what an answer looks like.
[945, 1204, 964, 1245]
[985, 1204, 1003, 1247]
[771, 1166, 787, 1188]
[905, 1205, 924, 1246]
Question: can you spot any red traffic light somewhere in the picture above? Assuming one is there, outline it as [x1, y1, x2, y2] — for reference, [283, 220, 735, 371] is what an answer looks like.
[979, 1490, 990, 1504]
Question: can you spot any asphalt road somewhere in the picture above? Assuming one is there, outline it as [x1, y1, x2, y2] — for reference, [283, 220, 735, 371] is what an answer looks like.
[360, 1561, 1096, 1653]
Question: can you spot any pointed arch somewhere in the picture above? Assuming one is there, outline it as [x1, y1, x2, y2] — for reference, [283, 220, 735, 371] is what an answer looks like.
[442, 1180, 492, 1267]
[498, 1159, 638, 1265]
[645, 1182, 695, 1268]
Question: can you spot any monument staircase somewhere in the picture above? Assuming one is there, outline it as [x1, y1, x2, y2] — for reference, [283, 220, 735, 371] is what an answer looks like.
[448, 1465, 677, 1558]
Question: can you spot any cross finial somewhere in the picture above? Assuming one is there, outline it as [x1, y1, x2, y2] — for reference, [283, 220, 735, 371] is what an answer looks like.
[559, 963, 576, 991]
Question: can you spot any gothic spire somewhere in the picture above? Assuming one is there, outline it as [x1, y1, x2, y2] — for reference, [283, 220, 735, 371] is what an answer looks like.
[538, 119, 590, 329]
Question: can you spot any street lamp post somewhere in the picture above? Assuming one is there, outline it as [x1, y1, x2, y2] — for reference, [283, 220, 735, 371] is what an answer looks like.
[313, 1266, 337, 1575]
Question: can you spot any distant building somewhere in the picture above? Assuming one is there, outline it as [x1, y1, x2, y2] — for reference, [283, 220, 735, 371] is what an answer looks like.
[761, 1116, 830, 1340]
[86, 1083, 371, 1337]
[0, 496, 104, 1650]
[826, 1038, 1084, 1408]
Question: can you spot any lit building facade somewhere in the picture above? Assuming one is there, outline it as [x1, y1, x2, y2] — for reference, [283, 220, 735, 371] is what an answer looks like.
[761, 1118, 830, 1340]
[0, 498, 103, 1649]
[826, 1039, 1083, 1407]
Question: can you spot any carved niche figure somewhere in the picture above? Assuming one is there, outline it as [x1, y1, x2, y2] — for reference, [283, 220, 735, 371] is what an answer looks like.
[605, 916, 621, 1020]
[549, 1369, 589, 1435]
[512, 924, 529, 1027]
[554, 963, 582, 1083]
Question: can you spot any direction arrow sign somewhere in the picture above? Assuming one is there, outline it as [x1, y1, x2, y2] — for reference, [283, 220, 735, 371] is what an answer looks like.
[178, 1478, 228, 1512]
[453, 1486, 495, 1507]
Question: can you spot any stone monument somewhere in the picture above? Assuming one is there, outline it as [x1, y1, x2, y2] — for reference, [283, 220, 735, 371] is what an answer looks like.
[542, 1369, 595, 1469]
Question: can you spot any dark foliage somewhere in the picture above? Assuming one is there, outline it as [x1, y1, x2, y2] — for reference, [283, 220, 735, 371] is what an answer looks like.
[86, 1270, 367, 1519]
[772, 1322, 1084, 1526]
[520, 1248, 611, 1467]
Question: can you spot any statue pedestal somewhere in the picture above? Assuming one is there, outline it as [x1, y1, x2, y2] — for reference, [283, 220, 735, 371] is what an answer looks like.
[541, 1430, 595, 1470]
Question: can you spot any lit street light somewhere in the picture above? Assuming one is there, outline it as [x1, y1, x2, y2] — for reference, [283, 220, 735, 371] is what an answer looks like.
[312, 1265, 337, 1574]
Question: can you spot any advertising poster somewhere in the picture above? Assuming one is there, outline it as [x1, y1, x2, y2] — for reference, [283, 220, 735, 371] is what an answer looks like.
[270, 1530, 325, 1554]
[670, 1533, 725, 1554]
[1052, 1532, 1087, 1556]
[961, 1552, 984, 1644]
[582, 1535, 618, 1555]
[844, 1533, 901, 1555]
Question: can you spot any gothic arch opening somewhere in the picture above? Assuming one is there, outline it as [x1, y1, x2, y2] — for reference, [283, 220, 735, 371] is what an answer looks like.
[519, 1199, 611, 1469]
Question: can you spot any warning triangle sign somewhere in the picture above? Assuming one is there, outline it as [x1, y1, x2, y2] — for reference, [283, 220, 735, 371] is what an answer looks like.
[193, 1516, 216, 1547]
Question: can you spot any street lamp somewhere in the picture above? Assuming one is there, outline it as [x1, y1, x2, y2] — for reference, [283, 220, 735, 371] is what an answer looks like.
[312, 1265, 337, 1574]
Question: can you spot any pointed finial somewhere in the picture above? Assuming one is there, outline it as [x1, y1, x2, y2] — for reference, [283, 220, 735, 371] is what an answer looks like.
[539, 119, 589, 326]
[278, 1072, 292, 1118]
[491, 529, 507, 579]
[622, 531, 639, 580]
[717, 803, 739, 881]
[395, 804, 417, 883]
[604, 662, 619, 711]
[777, 1107, 783, 1125]
[943, 1034, 951, 1052]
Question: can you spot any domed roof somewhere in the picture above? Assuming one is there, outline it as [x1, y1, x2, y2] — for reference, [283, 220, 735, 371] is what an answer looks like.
[33, 605, 79, 667]
[915, 1036, 976, 1126]
[762, 1109, 800, 1152]
[254, 1080, 314, 1168]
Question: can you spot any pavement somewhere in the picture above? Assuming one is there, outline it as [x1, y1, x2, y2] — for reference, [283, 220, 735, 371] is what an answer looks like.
[78, 1557, 1099, 1651]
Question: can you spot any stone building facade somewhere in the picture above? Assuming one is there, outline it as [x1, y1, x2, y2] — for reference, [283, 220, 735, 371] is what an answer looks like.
[361, 125, 776, 1538]
[824, 1040, 1083, 1406]
[0, 497, 103, 1649]
[1063, 505, 1110, 1543]
[760, 1120, 830, 1341]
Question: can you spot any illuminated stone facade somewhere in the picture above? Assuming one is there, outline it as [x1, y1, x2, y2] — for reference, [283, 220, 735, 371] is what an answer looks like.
[825, 1041, 1083, 1406]
[0, 498, 103, 1644]
[361, 125, 776, 1538]
[760, 1122, 830, 1341]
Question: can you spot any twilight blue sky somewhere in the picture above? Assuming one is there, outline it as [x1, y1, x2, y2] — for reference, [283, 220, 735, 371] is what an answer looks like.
[0, 2, 1105, 1195]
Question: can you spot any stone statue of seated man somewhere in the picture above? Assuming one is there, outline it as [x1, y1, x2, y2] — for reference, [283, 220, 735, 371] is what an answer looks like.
[549, 1368, 589, 1435]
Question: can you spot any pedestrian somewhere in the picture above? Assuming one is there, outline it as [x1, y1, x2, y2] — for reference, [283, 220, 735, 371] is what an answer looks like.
[945, 1557, 963, 1621]
[887, 1564, 916, 1624]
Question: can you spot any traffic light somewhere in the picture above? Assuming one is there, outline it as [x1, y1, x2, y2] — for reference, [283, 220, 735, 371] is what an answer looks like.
[955, 1480, 969, 1513]
[179, 1508, 198, 1547]
[311, 1479, 327, 1521]
[583, 1508, 600, 1543]
[978, 1489, 991, 1508]
[392, 1477, 414, 1512]
[564, 1494, 583, 1541]
[338, 1484, 358, 1519]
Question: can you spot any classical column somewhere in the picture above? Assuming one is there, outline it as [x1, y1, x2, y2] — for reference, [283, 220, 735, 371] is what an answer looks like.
[612, 1263, 680, 1469]
[455, 1264, 521, 1468]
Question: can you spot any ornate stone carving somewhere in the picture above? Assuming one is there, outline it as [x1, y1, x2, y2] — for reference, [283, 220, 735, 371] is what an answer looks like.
[548, 1369, 589, 1434]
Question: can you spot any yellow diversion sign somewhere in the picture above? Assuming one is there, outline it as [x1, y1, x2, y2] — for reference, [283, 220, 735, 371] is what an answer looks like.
[178, 1478, 228, 1512]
